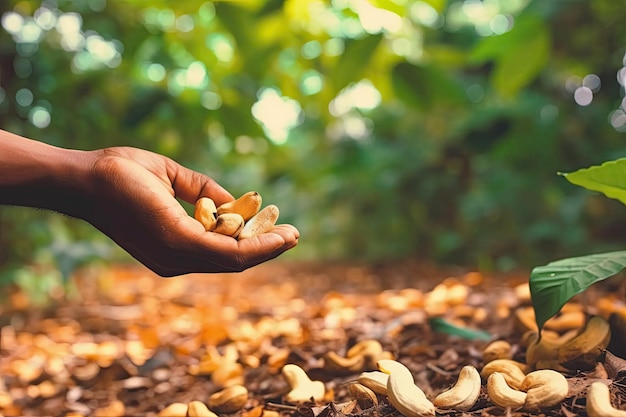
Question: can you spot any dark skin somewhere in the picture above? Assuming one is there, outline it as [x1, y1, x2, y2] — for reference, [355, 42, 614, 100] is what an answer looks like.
[0, 130, 299, 276]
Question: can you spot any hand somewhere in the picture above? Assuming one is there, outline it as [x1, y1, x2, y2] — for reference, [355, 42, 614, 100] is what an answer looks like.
[80, 147, 299, 276]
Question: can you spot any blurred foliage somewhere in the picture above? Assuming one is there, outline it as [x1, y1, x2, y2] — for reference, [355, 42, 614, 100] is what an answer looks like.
[1, 0, 626, 281]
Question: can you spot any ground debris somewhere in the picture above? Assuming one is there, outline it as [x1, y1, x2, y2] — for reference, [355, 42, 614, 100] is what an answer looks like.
[0, 261, 625, 416]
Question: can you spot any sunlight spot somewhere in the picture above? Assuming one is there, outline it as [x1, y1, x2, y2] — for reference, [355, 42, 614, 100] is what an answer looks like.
[410, 1, 440, 28]
[15, 88, 33, 107]
[234, 135, 256, 154]
[251, 88, 303, 144]
[18, 20, 43, 43]
[329, 79, 381, 116]
[300, 70, 323, 95]
[324, 38, 344, 56]
[583, 73, 601, 92]
[301, 40, 322, 60]
[201, 91, 222, 110]
[2, 11, 24, 34]
[466, 84, 484, 103]
[29, 106, 51, 128]
[34, 7, 56, 30]
[609, 109, 626, 131]
[157, 9, 176, 30]
[540, 104, 559, 122]
[198, 2, 216, 23]
[574, 86, 593, 106]
[618, 68, 626, 87]
[176, 14, 194, 33]
[352, 0, 403, 34]
[86, 35, 116, 62]
[56, 12, 82, 34]
[206, 34, 234, 63]
[490, 14, 513, 35]
[145, 63, 166, 82]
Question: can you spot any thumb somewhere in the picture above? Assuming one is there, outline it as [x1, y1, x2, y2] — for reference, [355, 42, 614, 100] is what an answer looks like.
[168, 161, 234, 207]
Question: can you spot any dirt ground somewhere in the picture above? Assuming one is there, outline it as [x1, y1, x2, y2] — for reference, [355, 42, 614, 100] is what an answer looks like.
[1, 260, 625, 417]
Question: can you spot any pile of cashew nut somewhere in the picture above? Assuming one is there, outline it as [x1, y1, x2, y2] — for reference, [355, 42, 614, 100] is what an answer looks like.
[157, 314, 625, 416]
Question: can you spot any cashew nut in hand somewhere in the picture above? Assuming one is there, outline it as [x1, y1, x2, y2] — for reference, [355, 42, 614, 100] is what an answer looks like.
[520, 369, 569, 412]
[281, 363, 325, 403]
[480, 359, 527, 390]
[482, 340, 513, 364]
[357, 370, 389, 396]
[194, 197, 218, 231]
[212, 213, 245, 238]
[433, 365, 481, 411]
[207, 385, 248, 414]
[187, 401, 218, 417]
[558, 315, 611, 370]
[349, 383, 378, 409]
[377, 359, 435, 417]
[487, 372, 527, 409]
[239, 204, 279, 240]
[217, 191, 262, 221]
[586, 382, 626, 417]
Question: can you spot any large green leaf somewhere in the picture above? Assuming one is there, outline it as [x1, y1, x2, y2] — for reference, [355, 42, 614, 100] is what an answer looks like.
[560, 158, 626, 206]
[529, 251, 626, 331]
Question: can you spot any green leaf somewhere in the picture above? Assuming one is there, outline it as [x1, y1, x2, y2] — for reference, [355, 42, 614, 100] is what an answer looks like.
[529, 251, 626, 331]
[391, 62, 465, 110]
[560, 158, 626, 206]
[428, 317, 491, 341]
[333, 34, 383, 91]
[470, 15, 549, 98]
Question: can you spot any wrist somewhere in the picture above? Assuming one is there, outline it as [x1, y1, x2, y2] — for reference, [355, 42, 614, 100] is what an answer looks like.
[0, 130, 98, 217]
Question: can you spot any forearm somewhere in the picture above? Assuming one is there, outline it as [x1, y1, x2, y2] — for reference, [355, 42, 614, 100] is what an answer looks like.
[0, 129, 94, 217]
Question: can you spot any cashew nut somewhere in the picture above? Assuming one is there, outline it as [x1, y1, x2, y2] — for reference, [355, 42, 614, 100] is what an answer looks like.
[520, 369, 569, 412]
[357, 370, 389, 395]
[480, 359, 527, 390]
[525, 331, 561, 369]
[433, 365, 481, 411]
[346, 340, 390, 369]
[348, 383, 378, 409]
[586, 382, 626, 417]
[194, 197, 218, 231]
[377, 359, 435, 417]
[213, 213, 245, 238]
[217, 191, 262, 221]
[239, 204, 279, 240]
[207, 385, 248, 414]
[187, 401, 218, 417]
[158, 403, 188, 417]
[487, 369, 569, 412]
[324, 351, 366, 373]
[487, 372, 527, 409]
[482, 340, 512, 364]
[324, 340, 389, 373]
[281, 363, 325, 403]
[558, 315, 611, 370]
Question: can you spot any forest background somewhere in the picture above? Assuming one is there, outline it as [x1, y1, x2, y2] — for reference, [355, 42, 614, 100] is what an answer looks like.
[1, 0, 626, 290]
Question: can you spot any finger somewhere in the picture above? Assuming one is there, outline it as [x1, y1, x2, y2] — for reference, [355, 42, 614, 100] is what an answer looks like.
[166, 160, 234, 206]
[181, 222, 299, 272]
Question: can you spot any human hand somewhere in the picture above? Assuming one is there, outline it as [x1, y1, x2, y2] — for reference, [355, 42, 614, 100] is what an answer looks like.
[78, 147, 299, 276]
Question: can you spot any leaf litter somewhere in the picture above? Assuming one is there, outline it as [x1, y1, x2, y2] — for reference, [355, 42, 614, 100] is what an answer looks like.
[1, 260, 626, 416]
